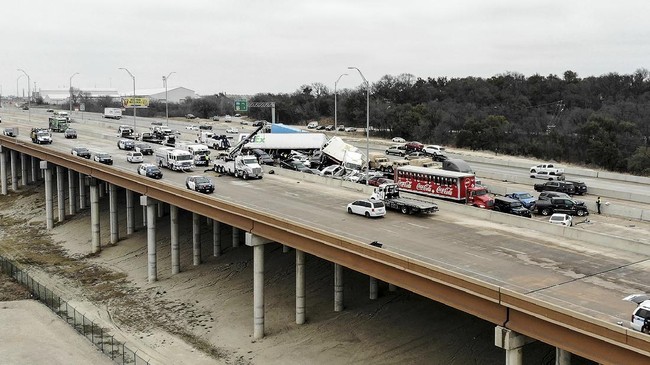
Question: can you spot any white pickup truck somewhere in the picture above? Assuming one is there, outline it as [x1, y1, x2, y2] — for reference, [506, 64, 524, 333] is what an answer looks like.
[529, 163, 564, 175]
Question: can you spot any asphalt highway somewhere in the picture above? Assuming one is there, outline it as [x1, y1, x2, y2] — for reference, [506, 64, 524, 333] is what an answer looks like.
[1, 107, 649, 330]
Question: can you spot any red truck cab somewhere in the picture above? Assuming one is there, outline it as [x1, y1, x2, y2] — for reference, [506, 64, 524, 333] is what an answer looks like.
[467, 186, 494, 209]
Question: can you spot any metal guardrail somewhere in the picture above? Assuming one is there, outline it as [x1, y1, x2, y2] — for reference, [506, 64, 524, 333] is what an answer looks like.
[0, 256, 150, 365]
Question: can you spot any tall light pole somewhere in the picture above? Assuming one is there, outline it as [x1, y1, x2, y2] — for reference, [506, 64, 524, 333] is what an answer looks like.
[69, 72, 79, 112]
[334, 73, 347, 134]
[119, 68, 136, 129]
[348, 67, 370, 185]
[162, 72, 176, 126]
[16, 75, 24, 100]
[17, 69, 31, 123]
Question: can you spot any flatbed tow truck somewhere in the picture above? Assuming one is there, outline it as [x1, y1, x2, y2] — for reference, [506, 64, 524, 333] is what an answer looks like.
[370, 183, 439, 215]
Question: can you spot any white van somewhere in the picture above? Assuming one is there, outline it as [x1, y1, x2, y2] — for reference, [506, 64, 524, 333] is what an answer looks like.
[307, 121, 319, 129]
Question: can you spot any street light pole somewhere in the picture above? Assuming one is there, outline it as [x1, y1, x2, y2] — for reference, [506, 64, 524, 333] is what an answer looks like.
[69, 72, 79, 112]
[348, 67, 370, 185]
[17, 69, 31, 123]
[16, 75, 23, 100]
[162, 72, 176, 126]
[334, 73, 347, 134]
[119, 68, 136, 129]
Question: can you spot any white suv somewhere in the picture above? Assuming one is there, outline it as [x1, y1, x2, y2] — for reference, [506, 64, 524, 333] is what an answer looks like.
[624, 295, 650, 333]
[423, 145, 446, 157]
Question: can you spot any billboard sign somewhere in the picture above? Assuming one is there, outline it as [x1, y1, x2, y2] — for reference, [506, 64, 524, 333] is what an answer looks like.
[122, 97, 150, 108]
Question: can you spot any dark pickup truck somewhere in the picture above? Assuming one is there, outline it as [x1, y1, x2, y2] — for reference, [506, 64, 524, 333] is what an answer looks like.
[534, 181, 575, 194]
[533, 197, 589, 217]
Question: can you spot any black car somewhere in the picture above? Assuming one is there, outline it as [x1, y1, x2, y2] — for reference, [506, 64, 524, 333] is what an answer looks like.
[134, 143, 154, 155]
[280, 159, 312, 172]
[315, 125, 326, 130]
[247, 148, 274, 165]
[137, 164, 163, 179]
[199, 125, 213, 130]
[567, 180, 588, 195]
[533, 181, 575, 194]
[64, 128, 77, 139]
[71, 147, 91, 159]
[493, 196, 532, 217]
[185, 175, 214, 194]
[93, 152, 113, 165]
[252, 120, 266, 127]
[325, 125, 335, 131]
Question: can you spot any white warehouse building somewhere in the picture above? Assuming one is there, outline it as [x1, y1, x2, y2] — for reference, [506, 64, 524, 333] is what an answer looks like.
[40, 87, 196, 105]
[41, 88, 121, 105]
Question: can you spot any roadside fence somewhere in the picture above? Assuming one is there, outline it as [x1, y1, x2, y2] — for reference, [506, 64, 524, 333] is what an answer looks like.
[0, 255, 150, 365]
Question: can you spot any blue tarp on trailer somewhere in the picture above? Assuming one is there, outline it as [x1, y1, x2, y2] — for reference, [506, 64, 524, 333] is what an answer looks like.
[270, 124, 305, 134]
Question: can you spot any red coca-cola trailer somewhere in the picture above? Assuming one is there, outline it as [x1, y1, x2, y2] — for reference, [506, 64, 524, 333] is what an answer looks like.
[394, 165, 478, 203]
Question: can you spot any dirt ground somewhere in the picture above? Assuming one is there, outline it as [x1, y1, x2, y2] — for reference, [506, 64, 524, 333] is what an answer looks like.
[0, 182, 598, 365]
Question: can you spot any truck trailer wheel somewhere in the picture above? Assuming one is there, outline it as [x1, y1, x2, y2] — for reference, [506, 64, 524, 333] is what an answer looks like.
[401, 206, 409, 214]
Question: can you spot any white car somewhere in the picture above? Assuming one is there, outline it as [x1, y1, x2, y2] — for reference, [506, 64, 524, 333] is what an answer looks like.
[530, 171, 565, 180]
[549, 213, 572, 227]
[186, 125, 199, 131]
[623, 294, 650, 333]
[346, 200, 386, 218]
[423, 145, 446, 157]
[126, 151, 144, 163]
[392, 137, 406, 143]
[344, 127, 357, 132]
[226, 127, 239, 134]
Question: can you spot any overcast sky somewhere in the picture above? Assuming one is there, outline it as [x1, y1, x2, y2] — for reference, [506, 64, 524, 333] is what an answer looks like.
[2, 1, 649, 97]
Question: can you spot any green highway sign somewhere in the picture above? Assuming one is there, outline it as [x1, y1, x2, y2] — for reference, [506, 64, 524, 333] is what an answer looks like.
[235, 99, 248, 112]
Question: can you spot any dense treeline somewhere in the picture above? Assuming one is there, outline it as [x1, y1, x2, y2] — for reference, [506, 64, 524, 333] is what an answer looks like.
[54, 69, 650, 175]
[244, 70, 650, 175]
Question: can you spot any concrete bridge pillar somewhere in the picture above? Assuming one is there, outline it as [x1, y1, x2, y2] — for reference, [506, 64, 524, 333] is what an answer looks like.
[193, 212, 201, 266]
[141, 195, 157, 283]
[555, 348, 571, 365]
[125, 189, 134, 235]
[282, 245, 290, 253]
[10, 150, 18, 191]
[67, 169, 76, 215]
[369, 277, 378, 300]
[232, 227, 241, 248]
[170, 205, 180, 275]
[109, 183, 119, 244]
[31, 156, 38, 183]
[78, 173, 86, 210]
[157, 201, 164, 218]
[246, 232, 274, 340]
[0, 148, 7, 195]
[20, 153, 28, 186]
[296, 249, 305, 325]
[212, 220, 221, 257]
[334, 263, 343, 312]
[56, 166, 65, 222]
[495, 326, 536, 365]
[40, 161, 54, 230]
[98, 182, 104, 198]
[89, 178, 101, 253]
[388, 283, 397, 292]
